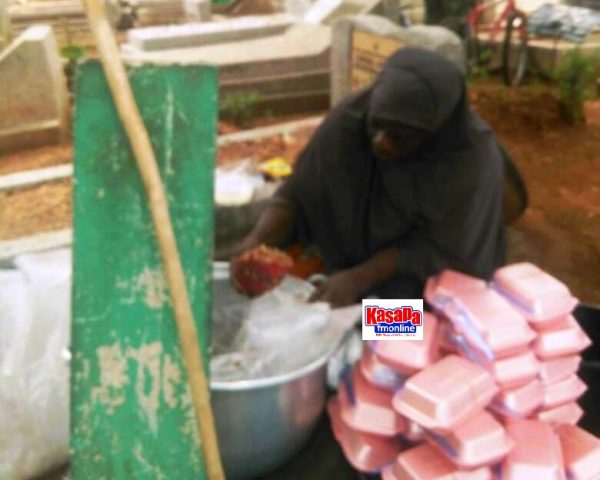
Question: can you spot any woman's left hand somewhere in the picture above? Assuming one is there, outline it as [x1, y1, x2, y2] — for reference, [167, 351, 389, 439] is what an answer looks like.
[309, 269, 365, 308]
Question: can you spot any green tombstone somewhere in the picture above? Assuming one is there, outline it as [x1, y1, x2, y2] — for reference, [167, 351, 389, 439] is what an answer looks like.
[71, 61, 217, 479]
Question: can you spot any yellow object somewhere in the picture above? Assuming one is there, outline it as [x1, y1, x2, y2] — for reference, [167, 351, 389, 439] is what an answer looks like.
[258, 157, 293, 178]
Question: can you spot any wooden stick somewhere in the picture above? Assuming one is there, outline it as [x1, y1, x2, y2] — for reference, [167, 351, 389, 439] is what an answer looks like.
[83, 1, 225, 478]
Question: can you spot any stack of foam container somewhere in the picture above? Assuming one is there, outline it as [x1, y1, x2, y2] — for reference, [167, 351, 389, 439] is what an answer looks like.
[492, 263, 591, 427]
[327, 264, 600, 480]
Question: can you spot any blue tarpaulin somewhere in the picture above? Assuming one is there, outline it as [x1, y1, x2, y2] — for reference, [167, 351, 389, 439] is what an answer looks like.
[528, 3, 600, 42]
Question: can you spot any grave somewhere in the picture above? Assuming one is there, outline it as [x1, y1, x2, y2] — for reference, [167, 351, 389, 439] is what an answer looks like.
[0, 25, 69, 153]
[331, 14, 465, 105]
[123, 21, 332, 115]
[0, 0, 10, 49]
[126, 13, 294, 51]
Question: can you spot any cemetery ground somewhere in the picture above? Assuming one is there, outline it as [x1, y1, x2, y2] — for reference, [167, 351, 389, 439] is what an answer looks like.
[1, 78, 599, 304]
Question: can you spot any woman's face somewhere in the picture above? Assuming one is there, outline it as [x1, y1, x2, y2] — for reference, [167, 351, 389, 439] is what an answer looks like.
[368, 120, 429, 163]
[371, 130, 404, 162]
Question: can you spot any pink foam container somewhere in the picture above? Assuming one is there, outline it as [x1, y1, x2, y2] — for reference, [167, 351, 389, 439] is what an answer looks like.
[537, 402, 584, 427]
[442, 327, 539, 388]
[370, 312, 440, 375]
[491, 378, 544, 418]
[359, 348, 408, 391]
[425, 270, 488, 308]
[442, 289, 536, 361]
[493, 262, 578, 325]
[543, 374, 588, 409]
[381, 443, 493, 480]
[556, 424, 600, 480]
[405, 419, 426, 443]
[502, 419, 566, 480]
[439, 320, 460, 354]
[533, 315, 592, 359]
[338, 366, 407, 437]
[539, 355, 582, 385]
[426, 411, 514, 468]
[490, 350, 540, 389]
[328, 398, 402, 473]
[393, 355, 498, 432]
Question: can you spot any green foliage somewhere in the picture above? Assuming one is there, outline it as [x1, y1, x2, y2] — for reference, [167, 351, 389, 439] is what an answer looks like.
[60, 44, 86, 63]
[555, 49, 600, 124]
[219, 91, 262, 127]
[61, 44, 86, 93]
[468, 47, 493, 82]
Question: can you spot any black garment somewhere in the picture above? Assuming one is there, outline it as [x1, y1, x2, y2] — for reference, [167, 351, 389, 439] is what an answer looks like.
[274, 48, 506, 297]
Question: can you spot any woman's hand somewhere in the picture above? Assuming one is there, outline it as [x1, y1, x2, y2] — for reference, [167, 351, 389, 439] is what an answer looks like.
[309, 269, 366, 308]
[309, 249, 401, 307]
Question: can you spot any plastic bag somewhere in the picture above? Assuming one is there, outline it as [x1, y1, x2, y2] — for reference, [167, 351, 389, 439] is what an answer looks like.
[214, 159, 265, 207]
[0, 249, 71, 480]
[211, 276, 337, 382]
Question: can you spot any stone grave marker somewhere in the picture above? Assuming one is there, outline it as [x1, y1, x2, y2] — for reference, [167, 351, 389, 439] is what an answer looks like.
[331, 14, 465, 105]
[0, 25, 69, 153]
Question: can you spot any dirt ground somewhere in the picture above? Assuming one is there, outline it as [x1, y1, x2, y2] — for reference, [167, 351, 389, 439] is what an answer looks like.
[1, 81, 599, 303]
[470, 82, 600, 305]
[0, 144, 72, 176]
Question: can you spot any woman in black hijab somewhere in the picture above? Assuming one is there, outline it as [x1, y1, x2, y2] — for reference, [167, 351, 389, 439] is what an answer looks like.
[235, 47, 520, 306]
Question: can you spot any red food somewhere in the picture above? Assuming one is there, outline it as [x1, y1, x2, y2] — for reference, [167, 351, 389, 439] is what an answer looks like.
[231, 245, 293, 296]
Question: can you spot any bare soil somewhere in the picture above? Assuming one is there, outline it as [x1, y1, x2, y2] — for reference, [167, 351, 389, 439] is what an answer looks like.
[470, 83, 600, 304]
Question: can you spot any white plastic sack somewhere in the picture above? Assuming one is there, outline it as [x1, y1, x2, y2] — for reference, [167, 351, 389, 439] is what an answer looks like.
[0, 249, 71, 480]
[214, 159, 265, 207]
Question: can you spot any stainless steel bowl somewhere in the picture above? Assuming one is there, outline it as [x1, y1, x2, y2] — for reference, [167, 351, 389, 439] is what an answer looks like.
[210, 356, 328, 480]
[210, 264, 330, 479]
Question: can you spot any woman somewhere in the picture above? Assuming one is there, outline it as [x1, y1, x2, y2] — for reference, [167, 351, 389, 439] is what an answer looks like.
[235, 47, 524, 306]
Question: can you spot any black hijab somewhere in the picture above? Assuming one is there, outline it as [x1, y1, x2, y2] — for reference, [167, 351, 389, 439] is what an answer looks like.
[274, 48, 506, 295]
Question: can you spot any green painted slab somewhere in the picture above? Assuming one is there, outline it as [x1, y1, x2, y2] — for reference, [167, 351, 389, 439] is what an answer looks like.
[71, 60, 217, 479]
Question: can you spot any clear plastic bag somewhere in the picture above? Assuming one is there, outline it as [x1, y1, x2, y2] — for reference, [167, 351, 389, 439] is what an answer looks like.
[211, 276, 339, 382]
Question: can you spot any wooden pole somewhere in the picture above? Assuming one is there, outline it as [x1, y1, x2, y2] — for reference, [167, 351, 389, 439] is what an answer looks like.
[82, 1, 225, 478]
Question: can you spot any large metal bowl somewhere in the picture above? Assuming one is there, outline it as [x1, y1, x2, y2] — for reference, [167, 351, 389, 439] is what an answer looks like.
[210, 356, 328, 480]
[209, 263, 330, 479]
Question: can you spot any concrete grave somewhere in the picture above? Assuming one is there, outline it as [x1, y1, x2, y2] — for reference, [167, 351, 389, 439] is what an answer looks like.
[126, 13, 294, 51]
[331, 14, 465, 105]
[303, 0, 388, 25]
[302, 0, 426, 26]
[182, 0, 211, 22]
[123, 22, 332, 114]
[0, 0, 10, 49]
[0, 25, 69, 153]
[367, 0, 426, 25]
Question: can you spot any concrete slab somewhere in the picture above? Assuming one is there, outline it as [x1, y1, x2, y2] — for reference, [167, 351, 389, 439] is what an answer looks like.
[0, 0, 10, 49]
[305, 0, 383, 25]
[126, 14, 294, 51]
[368, 0, 426, 25]
[331, 14, 465, 105]
[217, 115, 323, 145]
[284, 0, 312, 17]
[0, 25, 69, 153]
[124, 21, 330, 70]
[123, 22, 331, 113]
[0, 164, 72, 192]
[182, 0, 211, 22]
[303, 0, 344, 23]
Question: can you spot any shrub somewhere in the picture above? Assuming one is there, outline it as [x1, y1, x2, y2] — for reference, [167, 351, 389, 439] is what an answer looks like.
[220, 91, 262, 127]
[555, 49, 600, 124]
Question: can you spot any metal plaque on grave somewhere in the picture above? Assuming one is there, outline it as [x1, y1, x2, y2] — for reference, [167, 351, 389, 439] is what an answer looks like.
[351, 30, 404, 91]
